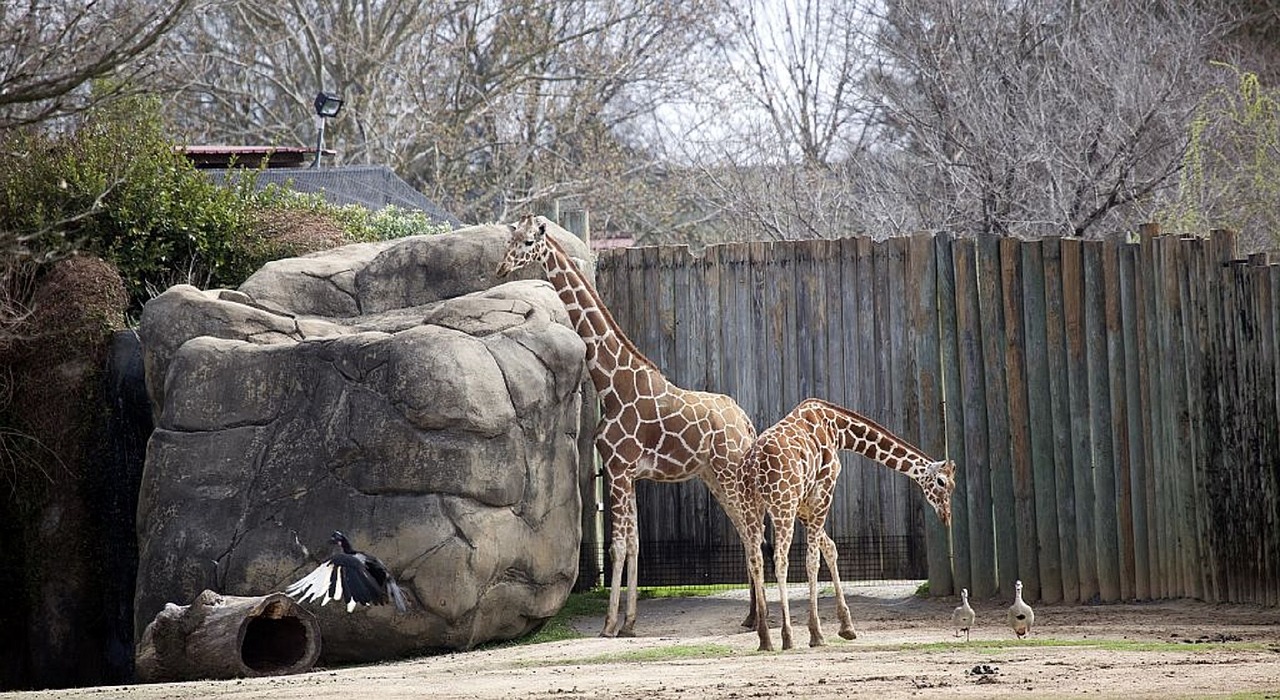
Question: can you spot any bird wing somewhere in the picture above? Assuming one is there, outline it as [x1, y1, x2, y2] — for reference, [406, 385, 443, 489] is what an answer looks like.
[285, 553, 384, 612]
[284, 561, 341, 606]
[334, 552, 385, 607]
[358, 552, 407, 612]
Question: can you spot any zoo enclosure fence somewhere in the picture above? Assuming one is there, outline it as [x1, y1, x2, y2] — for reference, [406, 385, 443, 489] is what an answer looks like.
[579, 225, 1279, 607]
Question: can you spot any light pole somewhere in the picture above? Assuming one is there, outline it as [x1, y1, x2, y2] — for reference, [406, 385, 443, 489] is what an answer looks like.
[312, 91, 344, 168]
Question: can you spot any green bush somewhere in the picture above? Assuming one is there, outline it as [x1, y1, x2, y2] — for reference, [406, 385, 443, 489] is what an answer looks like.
[0, 94, 262, 310]
[254, 185, 451, 243]
[1159, 64, 1280, 251]
[1, 91, 450, 315]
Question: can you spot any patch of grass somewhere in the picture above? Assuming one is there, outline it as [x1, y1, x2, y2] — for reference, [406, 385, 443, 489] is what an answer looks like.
[519, 642, 739, 667]
[515, 591, 611, 645]
[872, 638, 1271, 654]
[914, 581, 930, 597]
[637, 585, 741, 600]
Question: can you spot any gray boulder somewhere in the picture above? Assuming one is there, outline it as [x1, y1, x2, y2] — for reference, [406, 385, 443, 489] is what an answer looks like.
[135, 223, 590, 663]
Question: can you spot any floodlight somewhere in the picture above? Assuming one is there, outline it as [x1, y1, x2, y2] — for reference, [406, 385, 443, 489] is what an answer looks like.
[312, 90, 343, 167]
[313, 91, 344, 118]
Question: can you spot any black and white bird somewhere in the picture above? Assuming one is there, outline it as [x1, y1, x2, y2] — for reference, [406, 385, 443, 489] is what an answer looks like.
[284, 531, 407, 613]
[1007, 579, 1034, 638]
[952, 587, 975, 641]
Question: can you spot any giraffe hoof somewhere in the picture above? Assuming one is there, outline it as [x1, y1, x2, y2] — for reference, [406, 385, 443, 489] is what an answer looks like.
[809, 637, 826, 648]
[839, 629, 857, 640]
[618, 629, 636, 638]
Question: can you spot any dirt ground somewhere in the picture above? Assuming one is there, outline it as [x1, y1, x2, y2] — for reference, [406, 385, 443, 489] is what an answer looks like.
[7, 582, 1280, 700]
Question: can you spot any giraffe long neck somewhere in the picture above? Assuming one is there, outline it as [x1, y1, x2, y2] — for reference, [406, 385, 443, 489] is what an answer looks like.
[541, 238, 665, 393]
[800, 398, 935, 478]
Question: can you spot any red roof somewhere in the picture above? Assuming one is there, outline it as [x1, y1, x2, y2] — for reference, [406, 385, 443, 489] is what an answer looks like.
[179, 145, 332, 169]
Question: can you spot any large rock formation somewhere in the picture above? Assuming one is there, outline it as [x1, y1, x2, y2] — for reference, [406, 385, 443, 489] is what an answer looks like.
[134, 223, 589, 664]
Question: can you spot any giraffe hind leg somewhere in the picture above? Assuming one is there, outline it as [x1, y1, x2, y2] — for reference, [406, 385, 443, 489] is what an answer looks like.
[744, 526, 773, 651]
[804, 525, 826, 647]
[742, 521, 773, 629]
[771, 517, 797, 651]
[814, 526, 856, 640]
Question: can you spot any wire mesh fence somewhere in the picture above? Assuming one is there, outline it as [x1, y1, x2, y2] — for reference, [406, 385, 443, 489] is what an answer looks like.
[576, 534, 923, 594]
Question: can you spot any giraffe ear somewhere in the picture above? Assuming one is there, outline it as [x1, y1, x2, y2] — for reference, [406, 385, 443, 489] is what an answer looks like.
[537, 221, 547, 238]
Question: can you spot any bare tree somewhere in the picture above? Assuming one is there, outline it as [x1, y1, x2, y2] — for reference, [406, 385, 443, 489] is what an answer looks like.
[672, 0, 1230, 242]
[862, 0, 1226, 239]
[157, 0, 729, 229]
[646, 0, 881, 242]
[719, 0, 878, 168]
[0, 0, 192, 129]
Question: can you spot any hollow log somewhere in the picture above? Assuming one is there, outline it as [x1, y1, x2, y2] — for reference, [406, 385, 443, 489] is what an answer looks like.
[135, 589, 321, 683]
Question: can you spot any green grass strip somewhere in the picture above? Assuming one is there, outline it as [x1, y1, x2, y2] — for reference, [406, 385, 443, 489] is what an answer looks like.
[517, 642, 739, 667]
[867, 638, 1275, 653]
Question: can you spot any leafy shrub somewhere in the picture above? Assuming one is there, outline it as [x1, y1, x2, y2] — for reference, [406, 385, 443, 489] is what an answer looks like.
[1159, 64, 1280, 252]
[0, 91, 450, 316]
[254, 185, 452, 243]
[0, 94, 261, 310]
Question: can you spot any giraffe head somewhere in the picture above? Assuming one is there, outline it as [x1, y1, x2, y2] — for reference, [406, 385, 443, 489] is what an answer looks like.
[919, 458, 957, 526]
[495, 213, 549, 277]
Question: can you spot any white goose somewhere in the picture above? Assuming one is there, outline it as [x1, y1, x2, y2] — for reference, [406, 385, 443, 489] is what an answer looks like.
[952, 587, 975, 641]
[1007, 579, 1034, 638]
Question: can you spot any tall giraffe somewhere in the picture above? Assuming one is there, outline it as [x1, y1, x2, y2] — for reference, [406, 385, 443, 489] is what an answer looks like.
[495, 215, 758, 637]
[742, 397, 955, 651]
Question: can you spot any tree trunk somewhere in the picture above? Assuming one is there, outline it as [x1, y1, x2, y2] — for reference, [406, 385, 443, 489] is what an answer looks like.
[135, 590, 321, 683]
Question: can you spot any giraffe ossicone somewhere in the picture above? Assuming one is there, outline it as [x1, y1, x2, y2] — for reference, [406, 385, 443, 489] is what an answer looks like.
[495, 214, 759, 638]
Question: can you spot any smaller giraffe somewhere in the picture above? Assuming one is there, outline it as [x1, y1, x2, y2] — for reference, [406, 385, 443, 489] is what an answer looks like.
[743, 398, 955, 651]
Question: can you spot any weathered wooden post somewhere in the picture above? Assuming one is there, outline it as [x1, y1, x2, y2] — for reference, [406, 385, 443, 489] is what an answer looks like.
[135, 590, 321, 683]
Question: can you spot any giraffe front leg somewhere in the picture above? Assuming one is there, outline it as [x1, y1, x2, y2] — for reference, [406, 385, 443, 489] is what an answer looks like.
[814, 528, 856, 640]
[602, 534, 626, 637]
[601, 474, 636, 638]
[619, 521, 640, 637]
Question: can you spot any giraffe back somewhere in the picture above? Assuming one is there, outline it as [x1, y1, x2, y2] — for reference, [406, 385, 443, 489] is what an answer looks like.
[747, 398, 955, 526]
[599, 383, 756, 486]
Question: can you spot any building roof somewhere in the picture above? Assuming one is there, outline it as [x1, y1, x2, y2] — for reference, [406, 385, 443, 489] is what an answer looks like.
[204, 164, 462, 228]
[182, 145, 318, 169]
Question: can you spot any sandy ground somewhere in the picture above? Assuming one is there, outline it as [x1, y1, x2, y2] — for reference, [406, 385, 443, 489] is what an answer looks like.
[6, 582, 1280, 700]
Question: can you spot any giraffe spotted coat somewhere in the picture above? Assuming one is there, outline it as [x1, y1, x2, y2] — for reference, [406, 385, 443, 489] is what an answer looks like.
[496, 215, 758, 638]
[741, 398, 956, 651]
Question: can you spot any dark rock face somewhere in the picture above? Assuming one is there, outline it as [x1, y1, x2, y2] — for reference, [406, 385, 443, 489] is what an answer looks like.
[134, 223, 589, 663]
[0, 256, 132, 691]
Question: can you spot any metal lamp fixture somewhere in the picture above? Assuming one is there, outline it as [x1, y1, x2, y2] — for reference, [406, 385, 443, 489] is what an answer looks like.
[314, 91, 344, 118]
[312, 90, 344, 167]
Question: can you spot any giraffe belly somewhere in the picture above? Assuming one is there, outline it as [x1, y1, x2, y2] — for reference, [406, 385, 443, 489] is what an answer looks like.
[631, 451, 701, 482]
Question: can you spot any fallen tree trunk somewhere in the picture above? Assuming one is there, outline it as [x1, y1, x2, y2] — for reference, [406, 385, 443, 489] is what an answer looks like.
[135, 589, 321, 683]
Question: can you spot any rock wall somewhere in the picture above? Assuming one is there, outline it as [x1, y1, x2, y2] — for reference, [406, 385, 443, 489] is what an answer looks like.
[134, 223, 590, 663]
